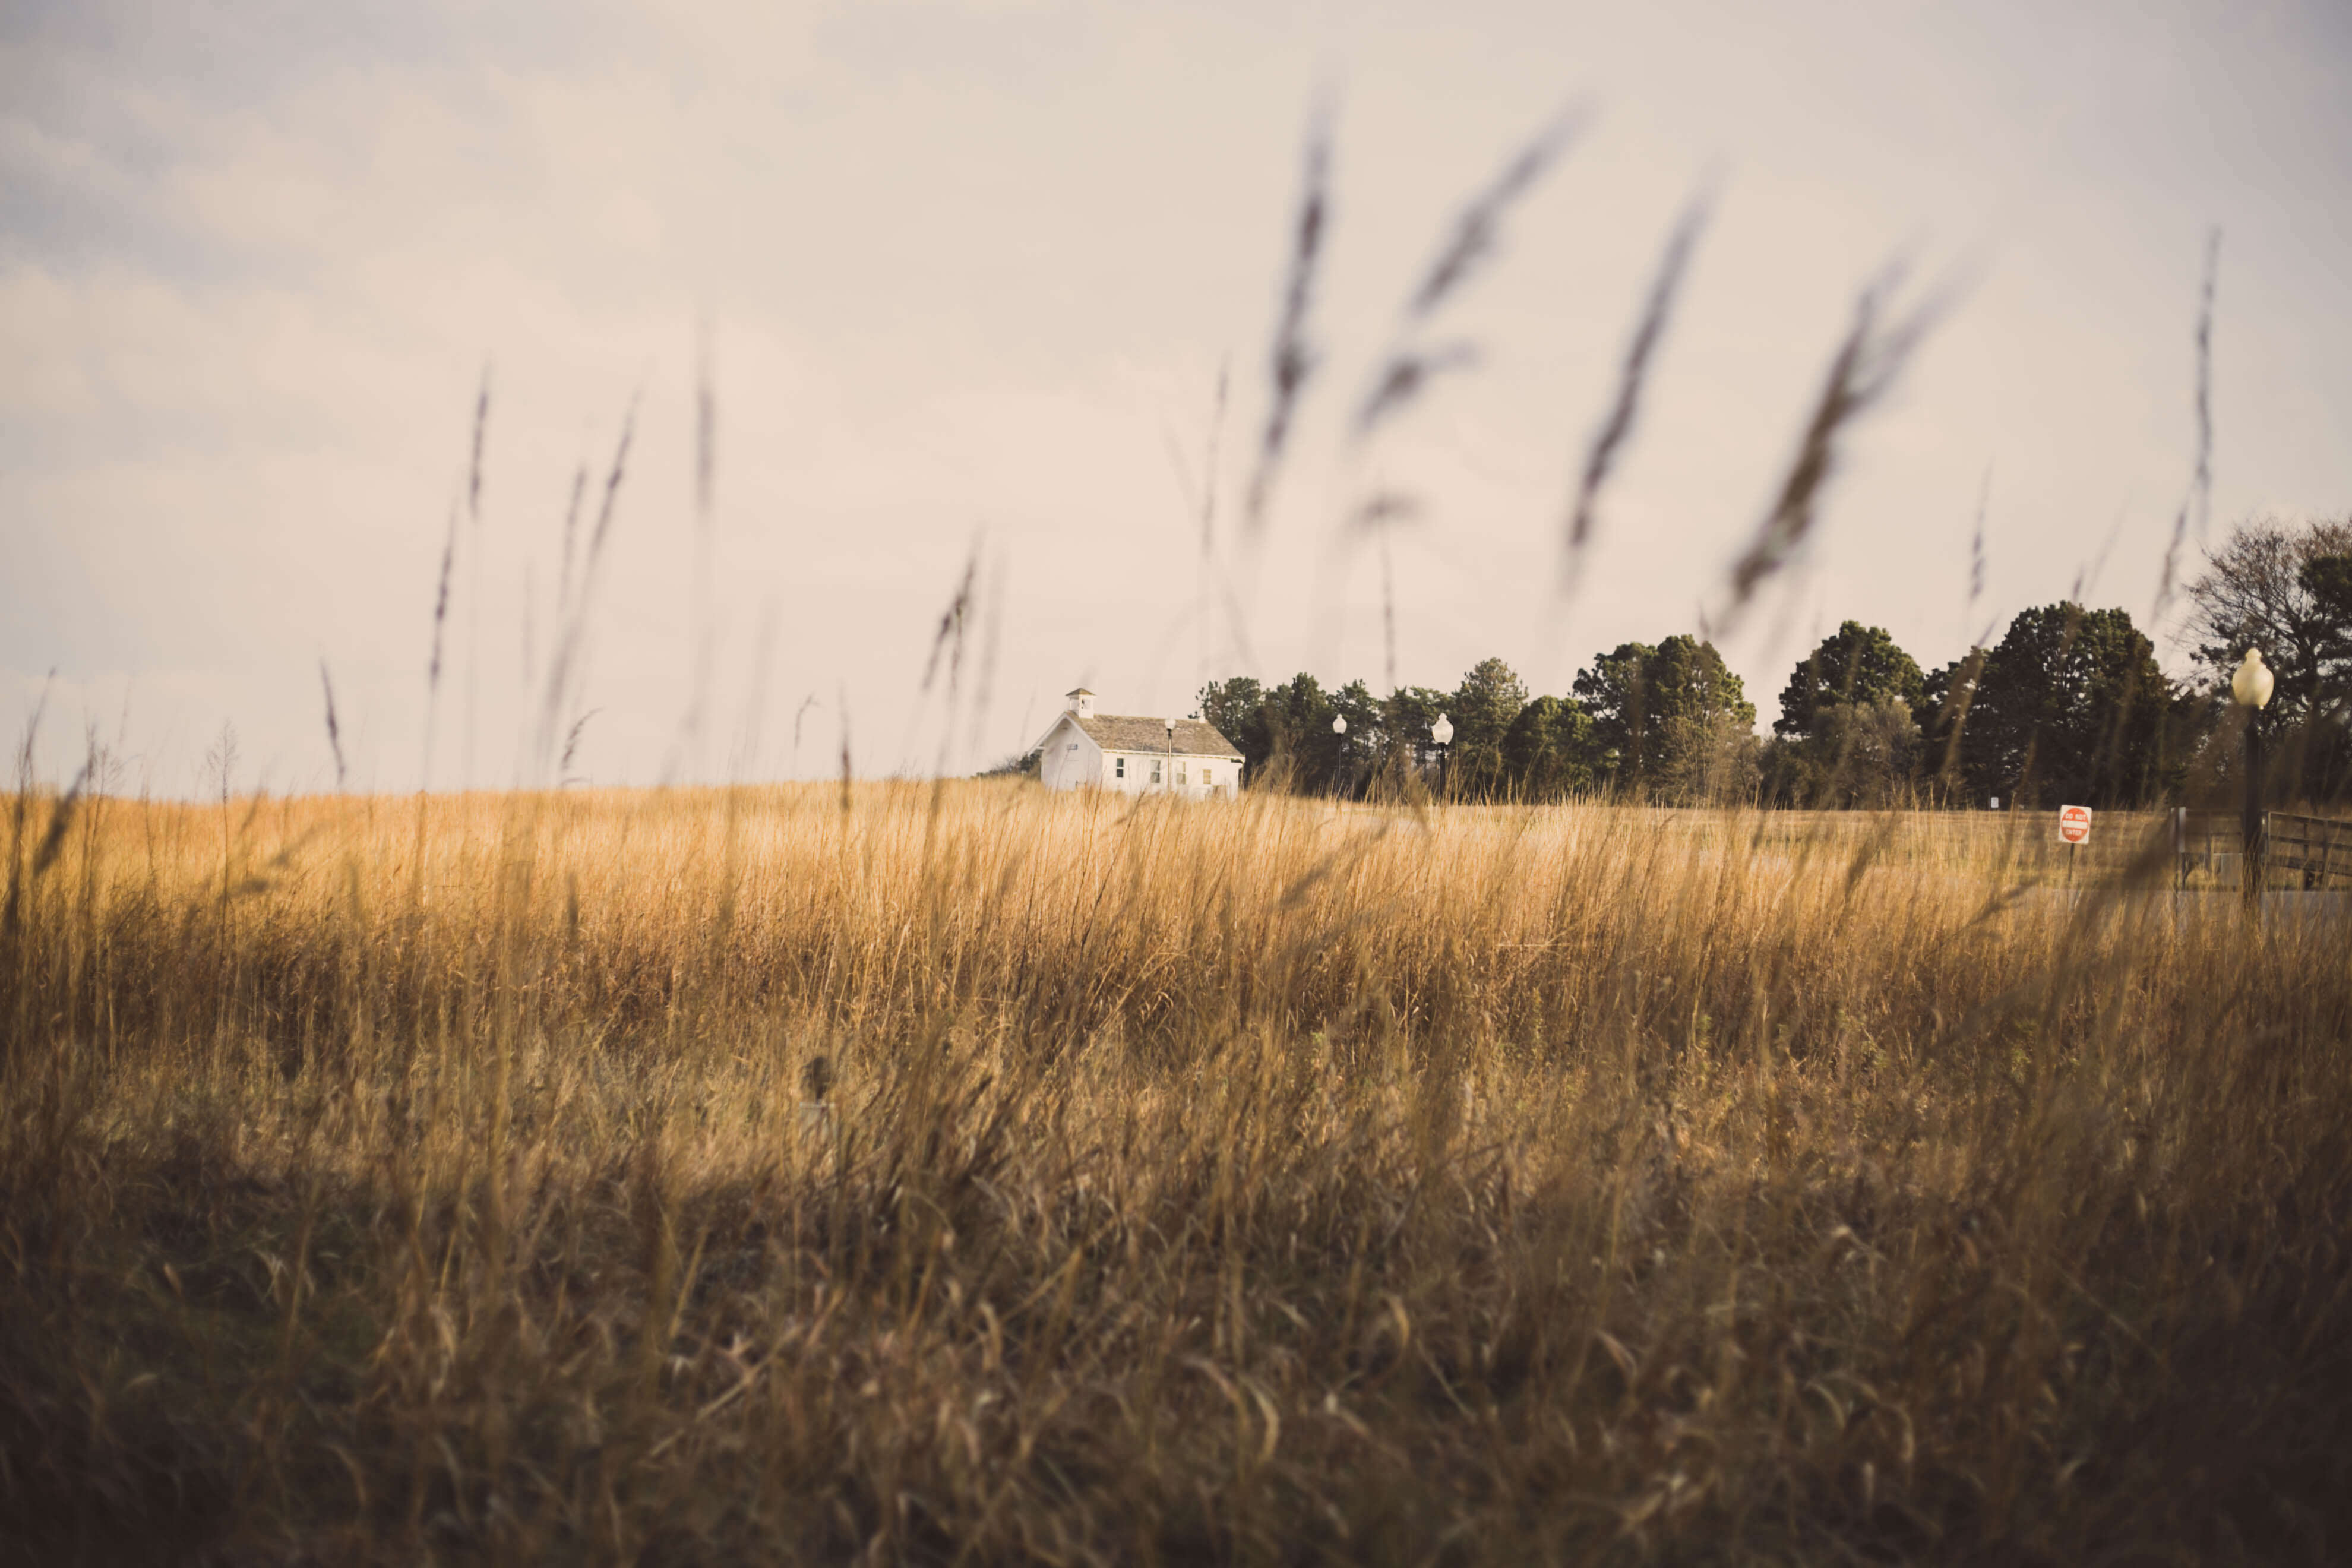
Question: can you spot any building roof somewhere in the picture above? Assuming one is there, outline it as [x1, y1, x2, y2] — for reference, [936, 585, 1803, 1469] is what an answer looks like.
[1045, 712, 1242, 759]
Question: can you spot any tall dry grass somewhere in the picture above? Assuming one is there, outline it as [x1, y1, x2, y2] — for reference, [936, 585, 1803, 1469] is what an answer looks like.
[3, 779, 2349, 1564]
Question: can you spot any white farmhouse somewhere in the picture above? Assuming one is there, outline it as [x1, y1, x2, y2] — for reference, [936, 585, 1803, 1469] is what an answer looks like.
[1034, 688, 1244, 799]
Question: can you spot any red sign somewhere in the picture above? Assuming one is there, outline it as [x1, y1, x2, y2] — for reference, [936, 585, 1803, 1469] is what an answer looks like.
[2058, 804, 2092, 845]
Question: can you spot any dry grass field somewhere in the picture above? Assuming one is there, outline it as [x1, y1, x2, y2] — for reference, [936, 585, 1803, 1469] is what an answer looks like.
[4, 777, 2350, 1564]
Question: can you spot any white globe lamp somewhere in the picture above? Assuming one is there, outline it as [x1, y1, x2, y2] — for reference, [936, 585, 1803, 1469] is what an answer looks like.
[2230, 649, 2274, 709]
[2231, 650, 2273, 908]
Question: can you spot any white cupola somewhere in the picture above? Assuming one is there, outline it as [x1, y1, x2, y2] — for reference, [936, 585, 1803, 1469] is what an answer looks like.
[1065, 686, 1096, 719]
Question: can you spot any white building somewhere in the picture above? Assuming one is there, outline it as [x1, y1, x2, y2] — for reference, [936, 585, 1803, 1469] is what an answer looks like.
[1034, 688, 1244, 799]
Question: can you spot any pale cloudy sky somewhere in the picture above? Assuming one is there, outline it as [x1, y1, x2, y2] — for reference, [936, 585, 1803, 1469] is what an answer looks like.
[7, 0, 2350, 794]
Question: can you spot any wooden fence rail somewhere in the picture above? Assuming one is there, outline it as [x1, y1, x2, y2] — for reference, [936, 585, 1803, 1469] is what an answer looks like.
[2265, 811, 2352, 889]
[2171, 809, 2352, 890]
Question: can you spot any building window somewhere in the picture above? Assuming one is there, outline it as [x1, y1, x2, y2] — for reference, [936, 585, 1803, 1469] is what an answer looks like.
[1150, 760, 1162, 783]
[1114, 757, 1125, 778]
[1201, 767, 1212, 784]
[1177, 764, 1187, 785]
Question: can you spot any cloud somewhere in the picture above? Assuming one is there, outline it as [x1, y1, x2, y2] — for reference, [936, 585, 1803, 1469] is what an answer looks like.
[5, 0, 2351, 794]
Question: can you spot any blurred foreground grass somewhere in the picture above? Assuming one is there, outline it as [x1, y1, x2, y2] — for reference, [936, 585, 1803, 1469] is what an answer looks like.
[3, 780, 2348, 1564]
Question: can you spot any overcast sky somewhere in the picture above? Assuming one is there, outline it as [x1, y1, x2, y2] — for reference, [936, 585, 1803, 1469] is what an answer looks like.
[7, 0, 2350, 794]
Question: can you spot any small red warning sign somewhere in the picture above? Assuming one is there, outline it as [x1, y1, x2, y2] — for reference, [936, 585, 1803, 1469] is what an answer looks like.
[2057, 804, 2092, 845]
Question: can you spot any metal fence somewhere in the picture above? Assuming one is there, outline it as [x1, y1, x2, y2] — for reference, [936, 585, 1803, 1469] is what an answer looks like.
[1705, 807, 2352, 890]
[2189, 810, 2352, 890]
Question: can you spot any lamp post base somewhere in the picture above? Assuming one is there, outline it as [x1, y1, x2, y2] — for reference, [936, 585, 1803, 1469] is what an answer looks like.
[2242, 712, 2266, 911]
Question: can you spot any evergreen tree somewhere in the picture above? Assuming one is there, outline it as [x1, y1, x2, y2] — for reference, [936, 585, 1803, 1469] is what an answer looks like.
[1573, 635, 1757, 801]
[1765, 622, 1926, 805]
[1502, 696, 1596, 799]
[1954, 602, 2185, 808]
[1573, 642, 1655, 792]
[1765, 700, 1921, 808]
[2292, 546, 2352, 800]
[1774, 621, 1924, 738]
[1382, 685, 1454, 792]
[1259, 673, 1343, 792]
[1446, 656, 1530, 798]
[1917, 648, 1990, 801]
[1196, 677, 1270, 782]
[1327, 679, 1385, 798]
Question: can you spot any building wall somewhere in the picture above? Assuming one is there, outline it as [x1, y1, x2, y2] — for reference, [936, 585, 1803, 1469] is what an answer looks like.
[1094, 747, 1238, 798]
[1038, 720, 1103, 791]
[1123, 750, 1232, 799]
[1036, 718, 1240, 799]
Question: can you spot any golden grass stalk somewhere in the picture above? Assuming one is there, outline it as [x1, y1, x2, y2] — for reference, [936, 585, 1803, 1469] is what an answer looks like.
[2, 781, 2347, 1562]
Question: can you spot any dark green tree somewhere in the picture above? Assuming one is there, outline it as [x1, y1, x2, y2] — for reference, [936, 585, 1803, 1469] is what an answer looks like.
[1575, 636, 1757, 801]
[1918, 648, 1989, 802]
[1199, 674, 1361, 791]
[1764, 700, 1922, 808]
[1259, 673, 1343, 792]
[1763, 622, 1926, 805]
[1197, 677, 1270, 782]
[1381, 685, 1453, 793]
[1446, 656, 1530, 798]
[1955, 602, 2186, 808]
[1573, 642, 1655, 792]
[2293, 551, 2352, 800]
[1774, 621, 1925, 738]
[1502, 696, 1596, 799]
[1329, 679, 1385, 798]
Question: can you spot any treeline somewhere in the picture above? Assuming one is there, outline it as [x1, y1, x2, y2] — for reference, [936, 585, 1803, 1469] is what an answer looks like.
[1200, 516, 2352, 809]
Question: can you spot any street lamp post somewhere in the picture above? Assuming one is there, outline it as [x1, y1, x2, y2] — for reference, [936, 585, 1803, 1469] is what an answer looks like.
[2231, 649, 2275, 909]
[1165, 717, 1178, 796]
[1332, 712, 1348, 799]
[1430, 712, 1455, 800]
